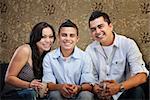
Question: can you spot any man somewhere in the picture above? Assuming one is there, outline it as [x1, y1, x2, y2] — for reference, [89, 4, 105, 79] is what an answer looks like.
[42, 19, 95, 100]
[85, 10, 149, 100]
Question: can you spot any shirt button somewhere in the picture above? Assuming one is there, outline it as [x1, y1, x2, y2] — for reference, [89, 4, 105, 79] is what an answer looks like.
[107, 74, 109, 76]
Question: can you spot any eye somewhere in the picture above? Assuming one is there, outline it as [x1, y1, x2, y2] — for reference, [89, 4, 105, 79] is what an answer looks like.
[90, 28, 96, 32]
[70, 34, 76, 37]
[49, 35, 54, 38]
[97, 25, 103, 29]
[61, 33, 67, 37]
[42, 35, 47, 38]
[42, 35, 54, 39]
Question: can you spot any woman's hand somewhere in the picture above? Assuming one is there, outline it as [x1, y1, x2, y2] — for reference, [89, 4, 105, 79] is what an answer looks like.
[29, 79, 42, 90]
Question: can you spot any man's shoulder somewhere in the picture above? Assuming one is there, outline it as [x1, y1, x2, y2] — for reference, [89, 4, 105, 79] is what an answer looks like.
[116, 34, 135, 45]
[117, 34, 128, 40]
[116, 34, 138, 53]
[74, 46, 87, 57]
[85, 41, 100, 51]
[86, 41, 98, 49]
[44, 48, 58, 59]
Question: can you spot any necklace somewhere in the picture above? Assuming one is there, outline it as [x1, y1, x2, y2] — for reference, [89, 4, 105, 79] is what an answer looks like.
[100, 44, 117, 79]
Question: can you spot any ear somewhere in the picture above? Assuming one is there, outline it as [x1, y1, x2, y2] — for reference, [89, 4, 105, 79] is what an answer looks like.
[56, 34, 60, 45]
[77, 36, 80, 42]
[56, 34, 59, 40]
[109, 23, 113, 31]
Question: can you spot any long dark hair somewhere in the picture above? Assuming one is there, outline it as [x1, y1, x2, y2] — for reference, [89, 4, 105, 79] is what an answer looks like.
[29, 22, 56, 79]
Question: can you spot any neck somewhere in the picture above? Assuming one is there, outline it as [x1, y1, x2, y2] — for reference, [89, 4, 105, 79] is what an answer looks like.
[101, 32, 115, 46]
[60, 47, 74, 57]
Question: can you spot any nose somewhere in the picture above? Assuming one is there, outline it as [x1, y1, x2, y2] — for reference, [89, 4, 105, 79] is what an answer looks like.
[65, 35, 70, 40]
[45, 37, 52, 43]
[96, 27, 101, 33]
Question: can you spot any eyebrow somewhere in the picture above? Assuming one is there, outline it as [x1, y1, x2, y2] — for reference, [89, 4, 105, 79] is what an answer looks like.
[42, 34, 53, 36]
[90, 24, 103, 28]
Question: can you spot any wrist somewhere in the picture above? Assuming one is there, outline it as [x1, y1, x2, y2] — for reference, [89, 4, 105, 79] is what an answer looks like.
[89, 83, 95, 92]
[78, 85, 82, 93]
[119, 83, 125, 92]
[28, 82, 31, 88]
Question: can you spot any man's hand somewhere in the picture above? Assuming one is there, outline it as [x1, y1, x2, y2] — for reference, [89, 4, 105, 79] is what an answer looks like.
[104, 80, 120, 96]
[60, 84, 78, 97]
[93, 84, 102, 94]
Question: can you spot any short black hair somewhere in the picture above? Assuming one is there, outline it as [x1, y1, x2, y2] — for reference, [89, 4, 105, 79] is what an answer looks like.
[58, 19, 79, 36]
[89, 10, 111, 27]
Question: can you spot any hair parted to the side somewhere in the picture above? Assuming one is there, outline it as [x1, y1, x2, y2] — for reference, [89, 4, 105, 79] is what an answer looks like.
[89, 10, 111, 27]
[29, 22, 56, 79]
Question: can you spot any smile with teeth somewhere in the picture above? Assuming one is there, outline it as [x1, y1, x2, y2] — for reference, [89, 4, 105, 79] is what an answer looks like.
[64, 42, 72, 45]
[95, 33, 104, 38]
[65, 43, 71, 45]
[44, 44, 51, 48]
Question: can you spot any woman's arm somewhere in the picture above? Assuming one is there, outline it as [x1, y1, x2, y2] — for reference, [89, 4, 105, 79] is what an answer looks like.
[5, 44, 31, 88]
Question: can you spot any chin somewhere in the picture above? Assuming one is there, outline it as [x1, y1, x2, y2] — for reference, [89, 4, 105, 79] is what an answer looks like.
[44, 48, 51, 51]
[64, 47, 73, 50]
[95, 38, 101, 42]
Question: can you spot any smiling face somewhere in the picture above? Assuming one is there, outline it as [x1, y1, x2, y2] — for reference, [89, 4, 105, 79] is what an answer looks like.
[58, 27, 79, 56]
[36, 27, 54, 54]
[89, 16, 114, 46]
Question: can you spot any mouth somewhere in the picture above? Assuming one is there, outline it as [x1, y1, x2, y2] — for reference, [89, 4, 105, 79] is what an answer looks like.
[64, 42, 72, 46]
[95, 33, 104, 39]
[44, 44, 51, 48]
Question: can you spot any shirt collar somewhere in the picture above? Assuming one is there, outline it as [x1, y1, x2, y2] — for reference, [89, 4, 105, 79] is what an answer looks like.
[53, 46, 81, 59]
[92, 32, 119, 49]
[113, 32, 119, 48]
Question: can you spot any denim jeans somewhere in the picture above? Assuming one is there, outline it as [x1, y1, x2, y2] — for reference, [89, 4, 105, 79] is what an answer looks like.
[48, 90, 94, 100]
[1, 88, 37, 100]
[17, 88, 37, 100]
[118, 86, 145, 100]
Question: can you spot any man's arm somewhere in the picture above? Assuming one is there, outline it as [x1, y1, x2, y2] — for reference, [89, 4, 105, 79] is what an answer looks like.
[105, 73, 147, 96]
[47, 82, 63, 91]
[120, 72, 147, 90]
[81, 83, 93, 92]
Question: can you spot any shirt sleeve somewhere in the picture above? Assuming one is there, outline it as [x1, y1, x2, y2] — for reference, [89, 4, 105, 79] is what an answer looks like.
[85, 46, 99, 83]
[80, 52, 97, 84]
[42, 53, 56, 83]
[126, 39, 149, 76]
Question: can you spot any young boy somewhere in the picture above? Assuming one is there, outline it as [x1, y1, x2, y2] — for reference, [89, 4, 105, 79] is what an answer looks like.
[42, 19, 95, 100]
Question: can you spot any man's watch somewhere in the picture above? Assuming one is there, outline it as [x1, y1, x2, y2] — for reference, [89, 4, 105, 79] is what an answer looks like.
[119, 83, 125, 92]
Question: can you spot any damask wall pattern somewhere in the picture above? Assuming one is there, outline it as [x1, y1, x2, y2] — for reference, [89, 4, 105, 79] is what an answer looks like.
[0, 0, 150, 68]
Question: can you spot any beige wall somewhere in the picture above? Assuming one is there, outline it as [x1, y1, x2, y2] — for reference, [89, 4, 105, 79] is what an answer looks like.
[0, 0, 150, 68]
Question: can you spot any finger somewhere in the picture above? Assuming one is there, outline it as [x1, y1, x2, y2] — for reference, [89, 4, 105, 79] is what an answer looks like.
[63, 88, 70, 95]
[67, 88, 74, 94]
[46, 88, 48, 92]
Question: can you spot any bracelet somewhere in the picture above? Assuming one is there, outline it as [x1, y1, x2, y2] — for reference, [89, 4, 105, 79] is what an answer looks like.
[78, 85, 82, 92]
[28, 82, 31, 88]
[80, 85, 83, 91]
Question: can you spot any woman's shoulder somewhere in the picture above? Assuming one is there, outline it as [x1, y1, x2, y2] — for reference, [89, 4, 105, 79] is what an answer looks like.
[15, 44, 31, 56]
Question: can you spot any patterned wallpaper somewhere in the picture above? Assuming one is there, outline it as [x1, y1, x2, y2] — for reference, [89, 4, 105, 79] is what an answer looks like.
[0, 0, 150, 68]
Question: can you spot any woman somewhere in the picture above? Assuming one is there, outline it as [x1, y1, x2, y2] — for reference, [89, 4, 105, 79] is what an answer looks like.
[3, 22, 56, 100]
